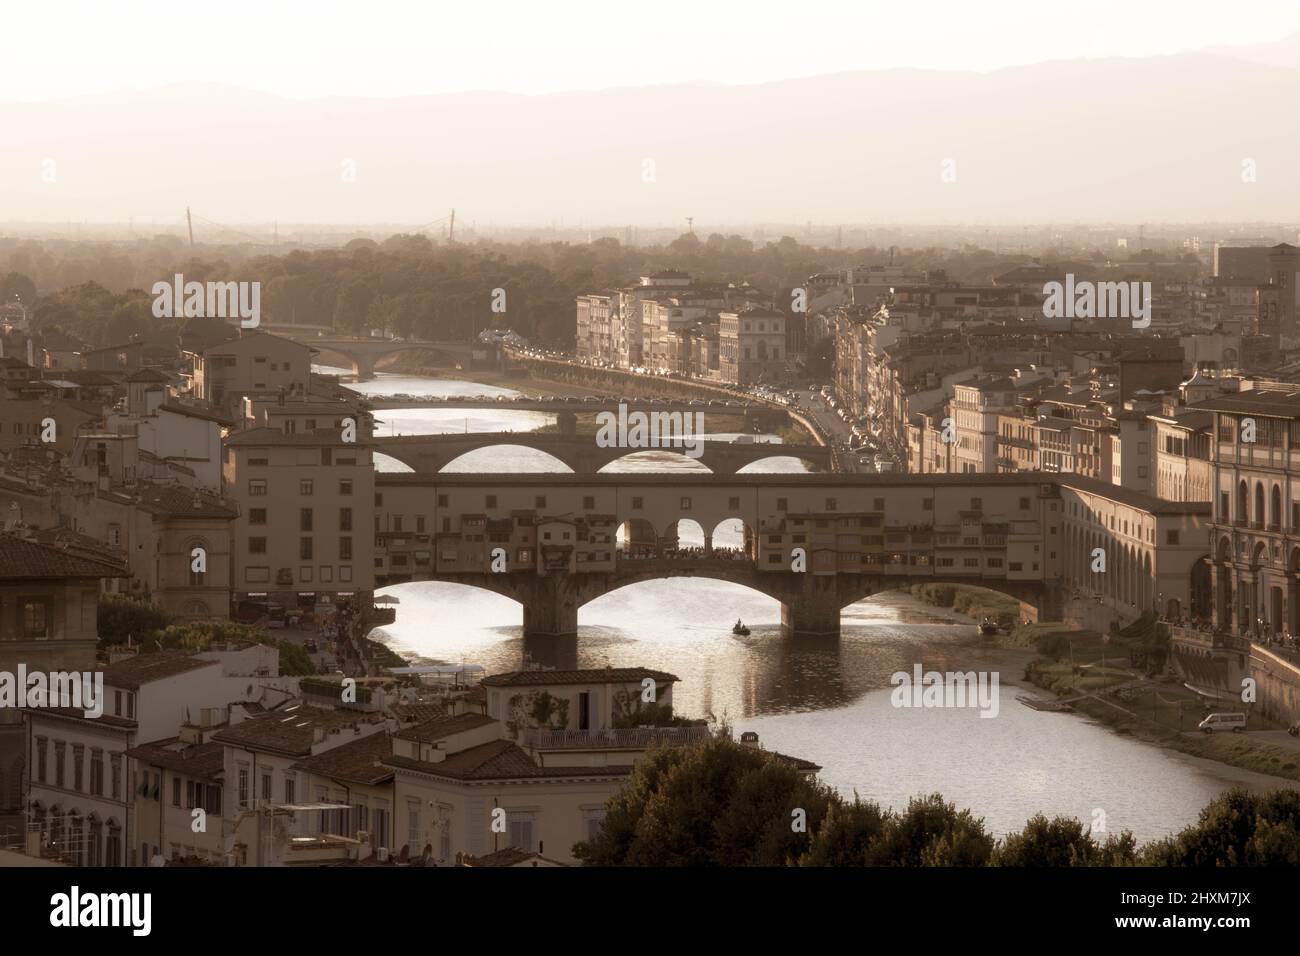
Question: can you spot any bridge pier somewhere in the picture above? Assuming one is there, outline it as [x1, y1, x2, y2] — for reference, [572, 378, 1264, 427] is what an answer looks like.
[779, 577, 847, 637]
[519, 577, 580, 638]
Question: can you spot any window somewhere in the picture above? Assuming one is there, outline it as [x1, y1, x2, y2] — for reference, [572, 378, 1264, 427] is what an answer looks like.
[777, 497, 788, 512]
[1019, 497, 1030, 510]
[262, 772, 272, 801]
[583, 496, 595, 510]
[826, 498, 837, 511]
[339, 479, 353, 496]
[339, 538, 352, 560]
[922, 498, 933, 511]
[249, 508, 267, 525]
[535, 496, 547, 508]
[407, 801, 421, 852]
[172, 776, 181, 807]
[970, 497, 983, 511]
[507, 812, 536, 852]
[73, 745, 84, 791]
[21, 599, 49, 639]
[54, 742, 65, 788]
[486, 495, 497, 508]
[300, 511, 313, 534]
[111, 755, 122, 800]
[874, 498, 885, 511]
[35, 737, 47, 783]
[729, 497, 740, 510]
[1166, 530, 1180, 546]
[438, 494, 448, 507]
[300, 538, 313, 560]
[321, 448, 333, 466]
[91, 750, 104, 796]
[248, 479, 267, 496]
[680, 497, 692, 510]
[300, 480, 314, 496]
[284, 777, 295, 805]
[632, 497, 643, 510]
[249, 537, 267, 554]
[238, 767, 250, 807]
[339, 508, 353, 532]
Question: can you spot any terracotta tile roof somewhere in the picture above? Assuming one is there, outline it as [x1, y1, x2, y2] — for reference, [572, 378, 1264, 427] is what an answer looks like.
[212, 704, 380, 757]
[384, 739, 633, 782]
[125, 737, 225, 779]
[136, 484, 238, 519]
[290, 731, 394, 786]
[103, 653, 219, 690]
[0, 534, 129, 579]
[481, 667, 678, 688]
[36, 708, 138, 730]
[394, 713, 497, 743]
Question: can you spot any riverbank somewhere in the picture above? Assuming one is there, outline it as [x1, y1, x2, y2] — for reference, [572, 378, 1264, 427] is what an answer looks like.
[903, 584, 1300, 785]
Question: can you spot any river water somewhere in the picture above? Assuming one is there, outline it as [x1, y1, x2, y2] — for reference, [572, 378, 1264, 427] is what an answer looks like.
[334, 368, 1291, 842]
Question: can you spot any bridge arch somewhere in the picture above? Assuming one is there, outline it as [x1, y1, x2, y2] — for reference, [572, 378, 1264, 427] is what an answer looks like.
[437, 444, 576, 473]
[736, 455, 824, 474]
[597, 450, 713, 473]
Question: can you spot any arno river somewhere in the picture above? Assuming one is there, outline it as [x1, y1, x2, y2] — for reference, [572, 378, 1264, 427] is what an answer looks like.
[335, 368, 1288, 842]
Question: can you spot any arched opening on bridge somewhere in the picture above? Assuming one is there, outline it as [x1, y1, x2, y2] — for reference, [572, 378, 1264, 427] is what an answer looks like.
[598, 451, 712, 474]
[663, 518, 707, 554]
[310, 350, 362, 377]
[579, 577, 783, 636]
[711, 518, 756, 560]
[439, 446, 575, 473]
[616, 519, 661, 558]
[364, 582, 524, 660]
[735, 456, 821, 474]
[374, 453, 415, 473]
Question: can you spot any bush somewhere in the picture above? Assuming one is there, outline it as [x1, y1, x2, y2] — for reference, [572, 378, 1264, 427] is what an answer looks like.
[1035, 631, 1072, 661]
[97, 594, 170, 646]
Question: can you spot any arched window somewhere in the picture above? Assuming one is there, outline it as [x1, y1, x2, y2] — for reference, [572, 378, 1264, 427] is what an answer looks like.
[1255, 483, 1265, 527]
[1272, 486, 1283, 530]
[1238, 480, 1249, 523]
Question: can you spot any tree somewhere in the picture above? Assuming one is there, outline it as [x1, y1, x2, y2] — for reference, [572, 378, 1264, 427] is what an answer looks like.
[1141, 788, 1300, 866]
[874, 793, 994, 867]
[799, 797, 890, 866]
[993, 813, 1136, 866]
[574, 736, 835, 866]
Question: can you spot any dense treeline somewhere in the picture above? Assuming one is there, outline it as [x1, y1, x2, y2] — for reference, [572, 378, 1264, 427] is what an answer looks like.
[574, 734, 1300, 866]
[0, 232, 1199, 352]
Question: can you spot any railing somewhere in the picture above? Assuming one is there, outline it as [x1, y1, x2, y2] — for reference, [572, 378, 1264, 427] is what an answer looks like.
[1168, 624, 1251, 653]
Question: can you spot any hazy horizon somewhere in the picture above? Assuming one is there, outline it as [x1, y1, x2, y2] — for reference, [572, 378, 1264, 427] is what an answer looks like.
[5, 11, 1300, 227]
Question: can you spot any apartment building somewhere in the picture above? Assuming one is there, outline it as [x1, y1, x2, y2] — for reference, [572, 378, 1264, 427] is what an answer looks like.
[24, 650, 285, 866]
[0, 535, 127, 834]
[719, 307, 788, 385]
[191, 332, 314, 414]
[950, 377, 1019, 474]
[1150, 409, 1213, 503]
[224, 426, 376, 613]
[1195, 389, 1300, 637]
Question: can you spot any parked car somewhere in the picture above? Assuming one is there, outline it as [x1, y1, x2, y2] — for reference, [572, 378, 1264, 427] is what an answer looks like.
[1198, 712, 1246, 734]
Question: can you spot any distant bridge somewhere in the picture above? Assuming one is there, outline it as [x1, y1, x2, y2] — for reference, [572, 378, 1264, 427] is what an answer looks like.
[268, 328, 480, 377]
[370, 432, 832, 475]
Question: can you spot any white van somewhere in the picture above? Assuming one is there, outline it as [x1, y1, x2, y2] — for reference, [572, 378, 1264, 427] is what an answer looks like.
[1197, 712, 1247, 734]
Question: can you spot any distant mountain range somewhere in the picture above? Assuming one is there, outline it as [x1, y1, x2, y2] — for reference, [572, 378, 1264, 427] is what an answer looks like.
[2, 37, 1299, 227]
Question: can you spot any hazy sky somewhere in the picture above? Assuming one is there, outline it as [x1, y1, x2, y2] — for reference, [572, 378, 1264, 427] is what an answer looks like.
[7, 0, 1300, 100]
